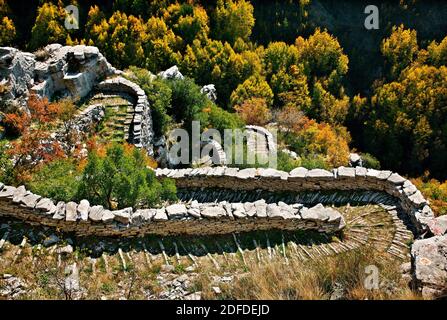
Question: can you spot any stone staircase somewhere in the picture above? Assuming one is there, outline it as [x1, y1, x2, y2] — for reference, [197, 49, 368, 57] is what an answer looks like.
[77, 92, 135, 143]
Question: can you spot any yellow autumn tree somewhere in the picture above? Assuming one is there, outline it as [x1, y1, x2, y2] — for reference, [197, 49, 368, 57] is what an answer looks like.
[0, 0, 15, 46]
[30, 1, 68, 50]
[230, 75, 274, 107]
[162, 3, 209, 46]
[213, 0, 255, 44]
[381, 24, 419, 79]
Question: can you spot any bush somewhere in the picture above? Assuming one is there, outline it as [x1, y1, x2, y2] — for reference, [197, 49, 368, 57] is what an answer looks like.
[300, 155, 330, 170]
[127, 67, 173, 136]
[360, 153, 381, 169]
[198, 104, 244, 132]
[234, 97, 272, 126]
[28, 159, 81, 202]
[0, 140, 13, 184]
[168, 77, 208, 125]
[412, 177, 447, 216]
[230, 75, 274, 107]
[77, 143, 177, 209]
[276, 151, 301, 172]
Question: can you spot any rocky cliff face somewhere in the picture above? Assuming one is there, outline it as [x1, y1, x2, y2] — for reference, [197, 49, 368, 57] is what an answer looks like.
[0, 44, 117, 111]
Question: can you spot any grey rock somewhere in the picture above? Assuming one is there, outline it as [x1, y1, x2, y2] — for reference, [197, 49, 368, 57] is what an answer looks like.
[135, 209, 155, 222]
[187, 208, 201, 218]
[300, 204, 345, 229]
[57, 244, 74, 254]
[166, 204, 187, 219]
[53, 202, 66, 220]
[114, 207, 132, 224]
[266, 204, 282, 219]
[289, 167, 308, 178]
[0, 186, 16, 198]
[201, 206, 226, 219]
[306, 169, 334, 179]
[231, 203, 246, 218]
[154, 208, 168, 221]
[337, 166, 356, 178]
[200, 84, 217, 102]
[65, 263, 80, 293]
[411, 235, 447, 298]
[158, 65, 184, 80]
[408, 191, 427, 207]
[366, 169, 380, 179]
[254, 199, 267, 218]
[355, 166, 367, 177]
[101, 210, 115, 223]
[65, 202, 78, 222]
[349, 153, 362, 167]
[387, 173, 406, 185]
[20, 193, 41, 208]
[259, 168, 288, 180]
[77, 200, 90, 222]
[377, 170, 392, 180]
[243, 202, 257, 217]
[35, 198, 57, 215]
[89, 205, 104, 222]
[427, 215, 447, 236]
[236, 168, 257, 179]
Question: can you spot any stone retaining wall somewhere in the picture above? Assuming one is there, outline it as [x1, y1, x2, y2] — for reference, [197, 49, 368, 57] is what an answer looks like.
[96, 77, 154, 155]
[0, 182, 345, 237]
[154, 166, 434, 234]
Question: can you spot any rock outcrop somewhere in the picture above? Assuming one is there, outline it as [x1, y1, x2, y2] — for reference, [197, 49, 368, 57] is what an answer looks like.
[411, 235, 447, 298]
[201, 84, 217, 102]
[0, 44, 116, 110]
[158, 65, 184, 80]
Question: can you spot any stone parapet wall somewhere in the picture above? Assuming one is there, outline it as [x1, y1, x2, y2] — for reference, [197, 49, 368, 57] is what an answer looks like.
[0, 183, 345, 237]
[154, 166, 434, 234]
[96, 77, 154, 155]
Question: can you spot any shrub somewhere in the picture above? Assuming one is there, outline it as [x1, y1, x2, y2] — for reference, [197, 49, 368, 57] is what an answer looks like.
[234, 97, 272, 126]
[360, 153, 381, 169]
[198, 104, 244, 132]
[230, 75, 274, 108]
[279, 116, 350, 168]
[276, 151, 301, 172]
[0, 140, 13, 184]
[28, 159, 81, 202]
[77, 143, 177, 209]
[168, 77, 208, 125]
[300, 155, 330, 170]
[127, 67, 173, 136]
[412, 177, 447, 216]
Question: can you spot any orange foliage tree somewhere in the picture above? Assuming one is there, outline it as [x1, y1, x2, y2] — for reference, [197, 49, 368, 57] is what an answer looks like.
[3, 96, 72, 183]
[234, 97, 272, 126]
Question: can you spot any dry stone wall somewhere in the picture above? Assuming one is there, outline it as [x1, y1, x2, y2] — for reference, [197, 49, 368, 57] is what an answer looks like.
[0, 183, 345, 237]
[154, 165, 447, 298]
[154, 166, 434, 234]
[96, 77, 154, 154]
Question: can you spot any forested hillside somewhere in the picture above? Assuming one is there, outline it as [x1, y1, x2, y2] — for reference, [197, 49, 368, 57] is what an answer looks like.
[1, 0, 446, 211]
